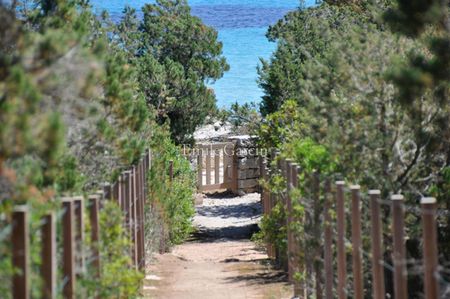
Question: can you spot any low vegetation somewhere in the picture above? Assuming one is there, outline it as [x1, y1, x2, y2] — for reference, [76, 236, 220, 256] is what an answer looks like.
[255, 0, 449, 296]
[0, 0, 221, 297]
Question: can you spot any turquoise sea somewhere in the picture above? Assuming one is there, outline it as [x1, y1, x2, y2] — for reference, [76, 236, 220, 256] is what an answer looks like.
[91, 1, 313, 107]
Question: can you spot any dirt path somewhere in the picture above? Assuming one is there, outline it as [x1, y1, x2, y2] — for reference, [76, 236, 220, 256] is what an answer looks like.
[143, 192, 292, 299]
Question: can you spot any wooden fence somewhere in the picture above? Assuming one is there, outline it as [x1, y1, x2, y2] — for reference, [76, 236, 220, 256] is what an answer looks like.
[194, 142, 237, 192]
[9, 150, 152, 299]
[260, 153, 441, 299]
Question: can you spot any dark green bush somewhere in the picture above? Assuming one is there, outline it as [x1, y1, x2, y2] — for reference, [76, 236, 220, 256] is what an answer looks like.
[80, 200, 143, 298]
[148, 128, 196, 248]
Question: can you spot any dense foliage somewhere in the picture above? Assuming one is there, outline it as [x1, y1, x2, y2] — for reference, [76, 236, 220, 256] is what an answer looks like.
[257, 0, 449, 297]
[81, 201, 144, 298]
[0, 0, 204, 297]
[115, 0, 229, 144]
[147, 128, 196, 249]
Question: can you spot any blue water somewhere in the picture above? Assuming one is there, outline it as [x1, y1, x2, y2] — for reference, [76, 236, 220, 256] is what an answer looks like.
[90, 1, 312, 107]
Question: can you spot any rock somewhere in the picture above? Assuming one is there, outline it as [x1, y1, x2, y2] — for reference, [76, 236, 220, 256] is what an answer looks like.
[239, 157, 259, 169]
[238, 169, 260, 180]
[238, 179, 258, 189]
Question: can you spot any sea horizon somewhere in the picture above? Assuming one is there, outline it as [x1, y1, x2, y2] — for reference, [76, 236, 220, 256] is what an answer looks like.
[90, 0, 313, 107]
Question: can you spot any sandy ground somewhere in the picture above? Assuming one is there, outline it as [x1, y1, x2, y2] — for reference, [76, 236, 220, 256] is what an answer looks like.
[143, 192, 292, 299]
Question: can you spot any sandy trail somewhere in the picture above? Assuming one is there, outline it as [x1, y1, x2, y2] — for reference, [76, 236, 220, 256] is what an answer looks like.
[143, 192, 292, 299]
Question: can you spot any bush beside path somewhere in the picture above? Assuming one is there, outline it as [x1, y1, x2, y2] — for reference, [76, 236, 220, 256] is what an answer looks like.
[144, 192, 292, 299]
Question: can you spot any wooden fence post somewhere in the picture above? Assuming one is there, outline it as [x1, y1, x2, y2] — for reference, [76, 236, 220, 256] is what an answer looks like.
[103, 183, 112, 201]
[112, 180, 120, 206]
[287, 161, 298, 288]
[95, 189, 105, 210]
[123, 171, 131, 233]
[214, 149, 220, 184]
[206, 147, 211, 185]
[12, 206, 29, 299]
[286, 159, 294, 282]
[292, 165, 305, 298]
[41, 212, 56, 299]
[391, 194, 408, 299]
[73, 196, 84, 276]
[267, 150, 279, 260]
[88, 195, 100, 278]
[232, 142, 239, 194]
[260, 156, 273, 258]
[312, 171, 322, 299]
[140, 160, 146, 268]
[324, 180, 333, 299]
[351, 185, 363, 299]
[260, 157, 267, 214]
[279, 157, 287, 270]
[131, 167, 138, 267]
[169, 160, 174, 182]
[135, 162, 144, 271]
[369, 190, 385, 299]
[336, 181, 347, 299]
[119, 174, 126, 209]
[421, 197, 440, 299]
[62, 198, 75, 299]
[149, 149, 153, 172]
[197, 148, 203, 190]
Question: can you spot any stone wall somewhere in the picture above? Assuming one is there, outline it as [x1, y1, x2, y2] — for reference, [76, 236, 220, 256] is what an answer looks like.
[228, 135, 261, 195]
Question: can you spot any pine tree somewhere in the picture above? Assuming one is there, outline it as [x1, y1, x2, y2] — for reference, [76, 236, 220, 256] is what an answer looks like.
[116, 0, 229, 144]
[0, 4, 66, 194]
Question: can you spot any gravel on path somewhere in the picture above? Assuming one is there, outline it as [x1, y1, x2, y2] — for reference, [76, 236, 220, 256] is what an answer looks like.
[144, 191, 292, 299]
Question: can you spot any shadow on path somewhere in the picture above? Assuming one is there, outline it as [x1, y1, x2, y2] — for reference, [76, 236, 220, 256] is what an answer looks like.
[192, 223, 260, 241]
[193, 190, 262, 241]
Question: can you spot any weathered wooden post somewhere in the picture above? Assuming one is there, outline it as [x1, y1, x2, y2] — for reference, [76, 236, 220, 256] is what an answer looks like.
[260, 157, 267, 214]
[336, 181, 347, 299]
[285, 159, 294, 282]
[131, 167, 138, 267]
[119, 173, 126, 209]
[266, 149, 279, 259]
[273, 151, 282, 263]
[214, 148, 220, 184]
[197, 147, 203, 190]
[12, 206, 29, 299]
[88, 195, 100, 278]
[312, 171, 322, 299]
[421, 197, 440, 299]
[95, 189, 105, 210]
[149, 149, 153, 172]
[279, 157, 288, 272]
[206, 147, 211, 185]
[103, 183, 112, 201]
[232, 142, 239, 194]
[369, 190, 385, 299]
[41, 212, 56, 299]
[169, 160, 174, 182]
[122, 171, 131, 232]
[288, 161, 299, 287]
[293, 165, 305, 298]
[62, 198, 75, 299]
[140, 160, 146, 267]
[324, 180, 333, 299]
[135, 162, 144, 271]
[73, 196, 84, 275]
[391, 194, 407, 299]
[264, 157, 276, 259]
[351, 185, 363, 299]
[112, 180, 120, 206]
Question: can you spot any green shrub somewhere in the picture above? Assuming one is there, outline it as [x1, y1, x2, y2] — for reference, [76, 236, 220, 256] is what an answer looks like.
[80, 201, 143, 298]
[258, 136, 336, 282]
[148, 128, 196, 248]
